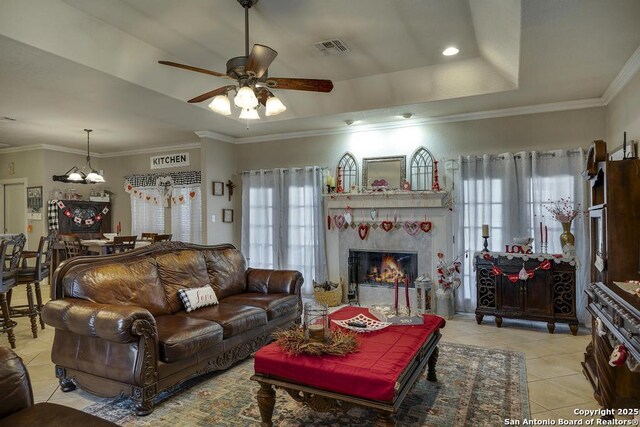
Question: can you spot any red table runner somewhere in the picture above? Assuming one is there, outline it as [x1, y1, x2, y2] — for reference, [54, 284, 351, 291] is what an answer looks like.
[254, 306, 445, 402]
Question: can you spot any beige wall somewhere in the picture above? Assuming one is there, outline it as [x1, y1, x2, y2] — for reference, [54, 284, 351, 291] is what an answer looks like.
[0, 149, 45, 250]
[200, 138, 238, 247]
[236, 107, 606, 173]
[101, 147, 202, 237]
[607, 69, 640, 148]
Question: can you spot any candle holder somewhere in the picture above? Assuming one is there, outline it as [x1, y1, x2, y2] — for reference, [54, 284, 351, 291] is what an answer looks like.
[540, 242, 548, 254]
[481, 235, 490, 252]
[303, 302, 329, 343]
[326, 185, 336, 194]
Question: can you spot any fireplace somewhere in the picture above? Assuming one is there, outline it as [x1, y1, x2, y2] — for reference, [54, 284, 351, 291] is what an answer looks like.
[349, 250, 418, 287]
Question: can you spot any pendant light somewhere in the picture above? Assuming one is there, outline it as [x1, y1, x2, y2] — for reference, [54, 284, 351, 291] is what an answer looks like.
[52, 129, 105, 184]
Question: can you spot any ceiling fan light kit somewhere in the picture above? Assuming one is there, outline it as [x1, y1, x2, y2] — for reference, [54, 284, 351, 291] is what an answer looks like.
[159, 0, 332, 121]
[53, 129, 105, 184]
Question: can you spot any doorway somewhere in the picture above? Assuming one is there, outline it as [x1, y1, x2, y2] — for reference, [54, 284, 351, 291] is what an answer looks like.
[0, 180, 26, 236]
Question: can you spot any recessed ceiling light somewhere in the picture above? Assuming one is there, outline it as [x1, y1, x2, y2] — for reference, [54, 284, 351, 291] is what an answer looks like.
[344, 119, 355, 126]
[442, 47, 459, 56]
[402, 113, 413, 119]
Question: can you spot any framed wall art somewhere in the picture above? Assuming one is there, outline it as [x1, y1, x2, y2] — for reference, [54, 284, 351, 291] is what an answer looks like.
[27, 186, 43, 220]
[213, 181, 224, 196]
[362, 155, 406, 189]
[222, 208, 234, 223]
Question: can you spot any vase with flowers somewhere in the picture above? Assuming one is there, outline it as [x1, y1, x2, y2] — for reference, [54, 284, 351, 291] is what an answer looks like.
[435, 253, 461, 319]
[545, 197, 582, 256]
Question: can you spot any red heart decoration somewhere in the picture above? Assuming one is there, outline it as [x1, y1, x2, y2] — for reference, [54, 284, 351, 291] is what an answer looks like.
[178, 195, 185, 202]
[381, 221, 394, 232]
[403, 221, 420, 236]
[189, 191, 196, 199]
[333, 215, 345, 229]
[420, 221, 432, 233]
[358, 224, 370, 240]
[145, 195, 151, 201]
[539, 259, 551, 270]
[126, 184, 133, 192]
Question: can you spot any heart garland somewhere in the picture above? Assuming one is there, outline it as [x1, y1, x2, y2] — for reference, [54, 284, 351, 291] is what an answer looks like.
[420, 221, 432, 233]
[483, 253, 551, 283]
[403, 221, 420, 236]
[369, 208, 378, 220]
[381, 221, 394, 232]
[333, 215, 346, 229]
[358, 223, 370, 240]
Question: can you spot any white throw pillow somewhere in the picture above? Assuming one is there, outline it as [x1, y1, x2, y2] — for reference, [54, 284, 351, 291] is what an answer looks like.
[178, 285, 219, 312]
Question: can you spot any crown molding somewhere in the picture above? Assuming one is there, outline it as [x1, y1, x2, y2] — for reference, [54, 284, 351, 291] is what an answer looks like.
[232, 98, 605, 144]
[194, 130, 235, 143]
[98, 142, 201, 158]
[0, 142, 201, 158]
[602, 45, 640, 105]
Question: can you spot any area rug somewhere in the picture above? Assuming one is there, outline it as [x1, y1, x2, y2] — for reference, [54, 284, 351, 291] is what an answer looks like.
[84, 342, 529, 426]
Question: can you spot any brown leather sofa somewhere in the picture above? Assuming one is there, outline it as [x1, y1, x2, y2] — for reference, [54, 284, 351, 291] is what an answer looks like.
[42, 242, 303, 416]
[0, 346, 118, 426]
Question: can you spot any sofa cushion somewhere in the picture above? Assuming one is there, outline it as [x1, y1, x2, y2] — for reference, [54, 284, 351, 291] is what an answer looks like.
[220, 293, 299, 321]
[61, 258, 170, 316]
[155, 250, 211, 313]
[203, 249, 247, 299]
[177, 303, 267, 339]
[178, 285, 218, 312]
[155, 315, 223, 363]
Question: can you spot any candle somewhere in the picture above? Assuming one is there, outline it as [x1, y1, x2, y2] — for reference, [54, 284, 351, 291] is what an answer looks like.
[405, 276, 410, 312]
[326, 176, 335, 187]
[308, 323, 325, 342]
[544, 226, 548, 244]
[482, 224, 489, 237]
[539, 222, 543, 243]
[394, 278, 399, 313]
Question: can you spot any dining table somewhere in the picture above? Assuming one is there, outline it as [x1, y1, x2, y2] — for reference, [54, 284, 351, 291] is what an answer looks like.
[80, 239, 152, 255]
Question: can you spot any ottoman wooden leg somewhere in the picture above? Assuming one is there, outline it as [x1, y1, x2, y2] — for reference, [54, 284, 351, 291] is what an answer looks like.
[374, 411, 396, 426]
[257, 382, 276, 427]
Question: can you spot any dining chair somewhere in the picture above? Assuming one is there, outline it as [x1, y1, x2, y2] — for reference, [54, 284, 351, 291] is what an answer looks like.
[14, 232, 55, 333]
[153, 234, 172, 242]
[59, 234, 83, 259]
[140, 232, 157, 241]
[110, 235, 137, 253]
[0, 235, 26, 348]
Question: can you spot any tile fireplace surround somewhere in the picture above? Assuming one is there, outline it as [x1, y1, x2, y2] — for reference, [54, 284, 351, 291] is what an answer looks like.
[324, 191, 453, 306]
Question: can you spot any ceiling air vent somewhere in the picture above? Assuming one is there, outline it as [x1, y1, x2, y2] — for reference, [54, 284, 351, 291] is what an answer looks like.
[313, 38, 349, 56]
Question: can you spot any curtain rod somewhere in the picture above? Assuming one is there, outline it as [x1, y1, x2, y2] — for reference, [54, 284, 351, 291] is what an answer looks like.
[241, 166, 330, 175]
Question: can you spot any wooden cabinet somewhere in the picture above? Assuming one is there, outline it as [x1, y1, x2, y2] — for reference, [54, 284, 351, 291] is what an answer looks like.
[55, 200, 111, 236]
[582, 141, 640, 415]
[475, 253, 578, 335]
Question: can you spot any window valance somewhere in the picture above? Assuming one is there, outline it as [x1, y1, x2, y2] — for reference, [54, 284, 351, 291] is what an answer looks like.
[123, 171, 201, 188]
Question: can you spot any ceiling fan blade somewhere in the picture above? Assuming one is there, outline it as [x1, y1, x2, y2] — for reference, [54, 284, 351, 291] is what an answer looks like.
[159, 61, 229, 78]
[188, 85, 236, 103]
[245, 44, 278, 79]
[266, 77, 333, 93]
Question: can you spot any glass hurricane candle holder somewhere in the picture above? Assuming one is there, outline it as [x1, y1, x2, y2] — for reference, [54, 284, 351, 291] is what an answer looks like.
[303, 302, 329, 343]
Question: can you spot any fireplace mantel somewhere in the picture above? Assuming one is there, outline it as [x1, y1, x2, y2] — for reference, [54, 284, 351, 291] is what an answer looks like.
[324, 191, 450, 209]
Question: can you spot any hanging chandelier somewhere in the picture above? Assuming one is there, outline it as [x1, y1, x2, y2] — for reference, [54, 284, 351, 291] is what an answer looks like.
[52, 129, 105, 184]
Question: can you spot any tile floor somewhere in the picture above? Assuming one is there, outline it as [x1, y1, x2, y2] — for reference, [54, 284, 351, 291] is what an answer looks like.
[6, 283, 621, 423]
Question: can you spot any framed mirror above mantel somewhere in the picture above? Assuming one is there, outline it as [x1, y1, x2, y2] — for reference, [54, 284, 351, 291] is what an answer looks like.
[362, 156, 406, 189]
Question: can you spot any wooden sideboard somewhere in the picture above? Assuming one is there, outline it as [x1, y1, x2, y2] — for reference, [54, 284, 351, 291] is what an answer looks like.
[475, 252, 579, 335]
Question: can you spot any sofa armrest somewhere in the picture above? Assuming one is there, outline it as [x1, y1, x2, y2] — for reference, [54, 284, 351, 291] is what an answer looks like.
[246, 268, 303, 295]
[42, 299, 156, 344]
[0, 347, 33, 418]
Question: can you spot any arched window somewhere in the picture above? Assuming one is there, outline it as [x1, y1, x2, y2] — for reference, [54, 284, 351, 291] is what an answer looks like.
[409, 147, 435, 191]
[337, 152, 358, 193]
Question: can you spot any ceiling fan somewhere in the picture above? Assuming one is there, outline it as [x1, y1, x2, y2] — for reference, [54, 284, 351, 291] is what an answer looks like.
[159, 0, 334, 119]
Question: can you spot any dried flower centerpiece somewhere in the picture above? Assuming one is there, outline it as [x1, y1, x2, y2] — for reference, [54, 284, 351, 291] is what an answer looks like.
[273, 328, 358, 356]
[545, 197, 583, 255]
[435, 252, 461, 319]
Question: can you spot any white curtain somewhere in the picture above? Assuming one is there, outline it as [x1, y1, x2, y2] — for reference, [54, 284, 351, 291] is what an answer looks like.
[242, 167, 327, 295]
[455, 149, 589, 323]
[131, 188, 164, 237]
[171, 186, 202, 243]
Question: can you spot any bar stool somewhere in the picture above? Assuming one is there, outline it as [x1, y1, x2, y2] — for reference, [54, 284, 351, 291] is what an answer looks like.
[14, 233, 55, 332]
[0, 235, 26, 348]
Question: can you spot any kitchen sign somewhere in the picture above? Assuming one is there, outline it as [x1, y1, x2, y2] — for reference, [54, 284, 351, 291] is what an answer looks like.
[150, 153, 190, 169]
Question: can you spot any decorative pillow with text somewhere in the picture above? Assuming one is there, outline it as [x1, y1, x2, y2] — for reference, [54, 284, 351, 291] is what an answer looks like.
[178, 285, 219, 312]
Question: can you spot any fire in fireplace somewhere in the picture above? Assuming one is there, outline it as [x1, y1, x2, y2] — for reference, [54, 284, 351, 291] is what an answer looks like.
[349, 250, 418, 287]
